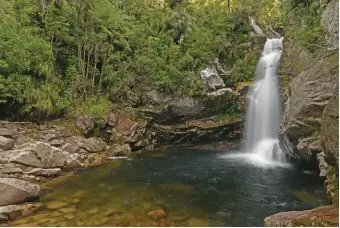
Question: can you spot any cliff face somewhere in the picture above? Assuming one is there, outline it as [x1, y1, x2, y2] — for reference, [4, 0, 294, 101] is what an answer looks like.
[279, 0, 339, 176]
[279, 52, 338, 170]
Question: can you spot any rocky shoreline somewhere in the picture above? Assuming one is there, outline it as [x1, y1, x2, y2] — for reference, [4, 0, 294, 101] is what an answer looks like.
[0, 120, 114, 222]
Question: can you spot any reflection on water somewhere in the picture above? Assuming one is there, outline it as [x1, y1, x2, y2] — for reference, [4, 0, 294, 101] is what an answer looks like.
[10, 148, 328, 227]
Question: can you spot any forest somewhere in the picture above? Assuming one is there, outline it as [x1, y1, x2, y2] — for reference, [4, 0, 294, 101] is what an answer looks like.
[0, 0, 326, 120]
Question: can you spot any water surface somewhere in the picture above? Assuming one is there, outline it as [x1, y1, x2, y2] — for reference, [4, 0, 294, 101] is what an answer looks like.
[11, 147, 328, 227]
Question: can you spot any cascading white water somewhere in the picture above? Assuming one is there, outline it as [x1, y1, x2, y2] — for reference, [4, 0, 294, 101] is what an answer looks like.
[243, 37, 287, 164]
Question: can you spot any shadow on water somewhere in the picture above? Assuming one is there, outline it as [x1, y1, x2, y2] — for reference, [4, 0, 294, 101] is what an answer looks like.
[11, 147, 328, 227]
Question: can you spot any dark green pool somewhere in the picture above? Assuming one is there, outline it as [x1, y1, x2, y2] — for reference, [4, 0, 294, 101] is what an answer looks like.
[11, 147, 328, 227]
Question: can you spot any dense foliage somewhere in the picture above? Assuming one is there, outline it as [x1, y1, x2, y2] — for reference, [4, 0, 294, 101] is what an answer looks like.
[0, 0, 323, 119]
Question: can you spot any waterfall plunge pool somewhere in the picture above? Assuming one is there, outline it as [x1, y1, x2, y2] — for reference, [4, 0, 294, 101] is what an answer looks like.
[10, 146, 328, 227]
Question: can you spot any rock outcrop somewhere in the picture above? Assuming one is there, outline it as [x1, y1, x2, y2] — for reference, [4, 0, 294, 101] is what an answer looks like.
[264, 205, 339, 227]
[278, 52, 338, 168]
[141, 88, 239, 125]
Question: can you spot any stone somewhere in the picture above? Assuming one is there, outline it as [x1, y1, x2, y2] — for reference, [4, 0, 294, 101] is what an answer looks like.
[279, 53, 338, 162]
[61, 143, 80, 154]
[65, 137, 107, 153]
[147, 209, 167, 220]
[200, 67, 225, 90]
[149, 88, 238, 124]
[316, 152, 329, 177]
[0, 136, 15, 151]
[0, 205, 22, 221]
[75, 114, 94, 135]
[0, 128, 14, 138]
[321, 0, 339, 50]
[35, 142, 81, 170]
[0, 178, 40, 206]
[48, 139, 64, 147]
[10, 150, 43, 168]
[25, 168, 62, 177]
[264, 205, 339, 227]
[0, 164, 23, 175]
[110, 144, 131, 156]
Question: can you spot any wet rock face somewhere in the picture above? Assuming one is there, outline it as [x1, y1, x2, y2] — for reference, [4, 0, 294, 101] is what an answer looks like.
[278, 52, 338, 165]
[0, 178, 40, 206]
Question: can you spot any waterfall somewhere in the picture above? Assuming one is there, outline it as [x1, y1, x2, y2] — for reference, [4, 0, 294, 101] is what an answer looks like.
[243, 37, 287, 164]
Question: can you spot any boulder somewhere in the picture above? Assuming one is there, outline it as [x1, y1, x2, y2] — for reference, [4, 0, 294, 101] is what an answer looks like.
[75, 115, 94, 135]
[65, 137, 107, 153]
[10, 150, 43, 168]
[279, 53, 338, 163]
[147, 209, 167, 220]
[110, 144, 131, 156]
[25, 168, 62, 178]
[0, 164, 23, 175]
[35, 142, 81, 170]
[200, 67, 225, 90]
[264, 205, 338, 227]
[0, 205, 22, 222]
[0, 178, 40, 206]
[321, 0, 339, 50]
[106, 111, 143, 144]
[0, 136, 15, 151]
[0, 128, 14, 138]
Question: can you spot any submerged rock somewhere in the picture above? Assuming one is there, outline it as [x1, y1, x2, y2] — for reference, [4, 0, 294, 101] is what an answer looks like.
[0, 178, 40, 206]
[147, 209, 167, 220]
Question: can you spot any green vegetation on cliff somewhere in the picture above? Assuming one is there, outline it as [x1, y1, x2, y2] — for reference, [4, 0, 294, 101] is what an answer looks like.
[0, 0, 287, 119]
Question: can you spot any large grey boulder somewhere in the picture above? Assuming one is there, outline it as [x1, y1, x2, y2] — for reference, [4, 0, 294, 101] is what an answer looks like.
[75, 114, 94, 135]
[200, 67, 225, 90]
[35, 142, 81, 170]
[0, 178, 40, 206]
[0, 136, 14, 151]
[65, 136, 107, 153]
[279, 53, 338, 162]
[321, 0, 339, 50]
